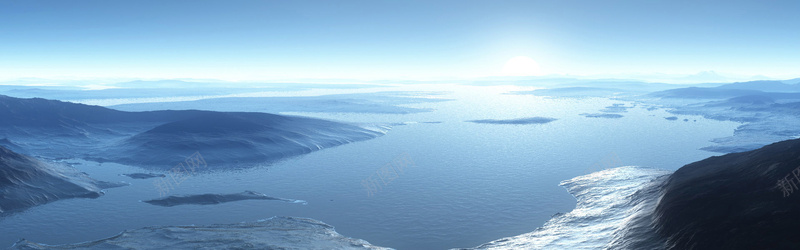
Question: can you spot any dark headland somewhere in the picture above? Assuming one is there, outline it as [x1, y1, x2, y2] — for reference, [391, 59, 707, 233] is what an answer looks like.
[0, 94, 385, 169]
[654, 138, 800, 249]
[0, 146, 125, 216]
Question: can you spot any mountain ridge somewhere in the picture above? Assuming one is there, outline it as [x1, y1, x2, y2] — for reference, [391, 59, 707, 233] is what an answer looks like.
[0, 94, 386, 169]
[654, 138, 800, 249]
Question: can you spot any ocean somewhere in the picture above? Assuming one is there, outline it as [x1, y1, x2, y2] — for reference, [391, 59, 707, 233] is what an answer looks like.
[0, 85, 740, 249]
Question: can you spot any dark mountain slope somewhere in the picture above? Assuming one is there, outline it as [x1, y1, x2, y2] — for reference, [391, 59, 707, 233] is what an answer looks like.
[654, 138, 800, 249]
[0, 95, 385, 169]
[0, 146, 124, 216]
[100, 111, 383, 167]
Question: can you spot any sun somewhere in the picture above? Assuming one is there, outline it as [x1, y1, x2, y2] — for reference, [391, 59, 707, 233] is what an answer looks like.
[502, 56, 542, 76]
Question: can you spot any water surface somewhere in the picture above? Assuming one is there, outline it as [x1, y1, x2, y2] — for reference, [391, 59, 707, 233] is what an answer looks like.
[0, 85, 739, 249]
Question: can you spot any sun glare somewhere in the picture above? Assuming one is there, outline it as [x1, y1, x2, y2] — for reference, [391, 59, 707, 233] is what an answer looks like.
[502, 56, 542, 76]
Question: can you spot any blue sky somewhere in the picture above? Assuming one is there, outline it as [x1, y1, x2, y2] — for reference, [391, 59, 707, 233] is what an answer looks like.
[1, 0, 798, 81]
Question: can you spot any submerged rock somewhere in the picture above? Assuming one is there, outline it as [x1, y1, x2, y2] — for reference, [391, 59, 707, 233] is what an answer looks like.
[11, 217, 391, 250]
